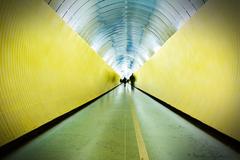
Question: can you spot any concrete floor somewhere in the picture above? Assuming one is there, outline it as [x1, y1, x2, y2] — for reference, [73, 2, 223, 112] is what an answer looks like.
[2, 85, 240, 160]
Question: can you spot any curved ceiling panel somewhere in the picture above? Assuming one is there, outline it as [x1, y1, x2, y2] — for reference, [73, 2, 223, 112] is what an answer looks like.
[46, 0, 207, 78]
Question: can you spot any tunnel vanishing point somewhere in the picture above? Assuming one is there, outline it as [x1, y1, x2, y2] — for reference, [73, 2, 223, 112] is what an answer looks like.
[0, 0, 240, 159]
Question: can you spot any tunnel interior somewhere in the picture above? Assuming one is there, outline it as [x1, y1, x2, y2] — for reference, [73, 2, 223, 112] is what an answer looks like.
[46, 0, 206, 78]
[0, 0, 240, 159]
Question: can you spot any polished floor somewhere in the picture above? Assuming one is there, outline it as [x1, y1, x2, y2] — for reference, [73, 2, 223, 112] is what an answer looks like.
[2, 85, 240, 160]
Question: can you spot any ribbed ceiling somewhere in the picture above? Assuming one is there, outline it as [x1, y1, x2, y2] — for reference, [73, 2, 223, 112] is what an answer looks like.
[46, 0, 206, 78]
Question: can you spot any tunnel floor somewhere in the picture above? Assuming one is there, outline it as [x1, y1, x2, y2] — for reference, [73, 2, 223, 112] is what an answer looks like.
[2, 85, 240, 160]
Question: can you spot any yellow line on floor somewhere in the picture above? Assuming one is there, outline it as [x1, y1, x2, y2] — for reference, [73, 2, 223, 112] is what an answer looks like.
[131, 105, 149, 160]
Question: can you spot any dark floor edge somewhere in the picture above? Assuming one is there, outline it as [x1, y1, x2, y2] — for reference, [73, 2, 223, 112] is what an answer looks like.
[134, 86, 240, 152]
[0, 84, 121, 156]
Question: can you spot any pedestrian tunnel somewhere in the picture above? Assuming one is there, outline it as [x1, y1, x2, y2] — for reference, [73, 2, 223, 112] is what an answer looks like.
[0, 0, 240, 159]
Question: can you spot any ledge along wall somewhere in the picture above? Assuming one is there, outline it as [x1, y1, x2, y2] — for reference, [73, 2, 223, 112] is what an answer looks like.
[0, 0, 119, 146]
[135, 0, 240, 141]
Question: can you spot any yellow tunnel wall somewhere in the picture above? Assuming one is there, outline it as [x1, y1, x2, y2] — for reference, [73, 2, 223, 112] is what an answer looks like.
[135, 0, 240, 141]
[0, 0, 119, 146]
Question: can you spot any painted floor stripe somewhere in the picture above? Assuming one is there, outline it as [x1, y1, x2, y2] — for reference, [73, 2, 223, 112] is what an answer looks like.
[131, 105, 149, 160]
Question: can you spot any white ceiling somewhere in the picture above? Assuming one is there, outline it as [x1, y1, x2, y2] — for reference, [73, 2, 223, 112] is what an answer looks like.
[46, 0, 206, 78]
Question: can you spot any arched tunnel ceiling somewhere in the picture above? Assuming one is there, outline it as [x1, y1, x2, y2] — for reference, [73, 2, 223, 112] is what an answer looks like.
[46, 0, 207, 78]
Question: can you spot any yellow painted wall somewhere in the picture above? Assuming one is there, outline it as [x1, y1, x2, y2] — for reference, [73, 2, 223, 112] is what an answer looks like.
[135, 0, 240, 141]
[0, 0, 119, 146]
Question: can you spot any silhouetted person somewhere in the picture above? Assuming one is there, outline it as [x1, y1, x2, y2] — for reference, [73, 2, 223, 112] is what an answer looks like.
[129, 74, 136, 90]
[120, 77, 127, 87]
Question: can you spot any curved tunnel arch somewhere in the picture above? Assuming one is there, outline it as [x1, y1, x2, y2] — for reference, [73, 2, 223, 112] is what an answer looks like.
[46, 0, 206, 78]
